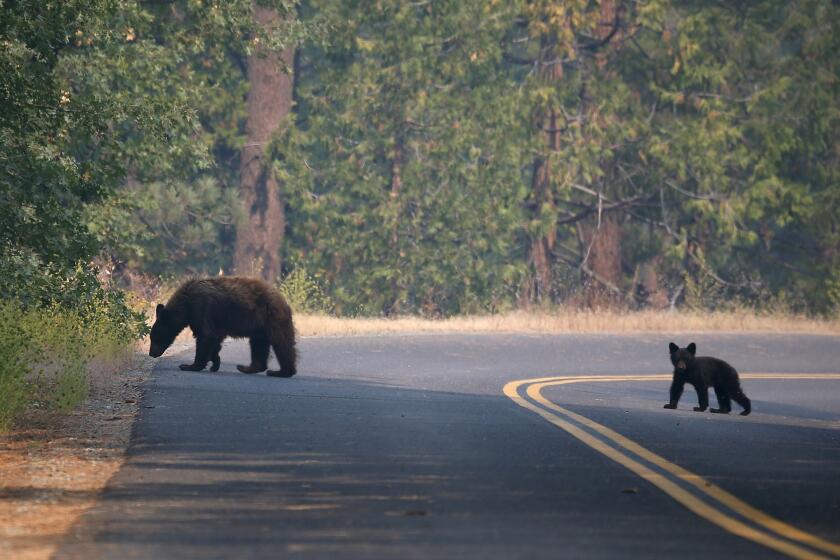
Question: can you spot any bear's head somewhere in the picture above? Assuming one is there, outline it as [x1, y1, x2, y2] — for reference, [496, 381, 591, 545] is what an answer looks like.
[669, 342, 696, 372]
[149, 304, 181, 358]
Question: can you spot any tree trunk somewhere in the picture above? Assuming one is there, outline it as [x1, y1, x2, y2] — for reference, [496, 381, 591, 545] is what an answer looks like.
[580, 0, 625, 307]
[390, 132, 403, 244]
[387, 131, 407, 314]
[233, 3, 294, 281]
[579, 211, 623, 306]
[526, 154, 557, 303]
[522, 36, 562, 305]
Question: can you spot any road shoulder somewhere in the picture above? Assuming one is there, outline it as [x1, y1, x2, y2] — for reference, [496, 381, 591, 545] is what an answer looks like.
[0, 351, 157, 560]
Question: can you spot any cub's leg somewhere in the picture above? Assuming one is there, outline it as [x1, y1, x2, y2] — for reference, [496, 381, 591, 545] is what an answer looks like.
[180, 336, 218, 371]
[710, 384, 732, 414]
[732, 387, 752, 416]
[693, 384, 709, 412]
[237, 338, 269, 374]
[663, 380, 684, 409]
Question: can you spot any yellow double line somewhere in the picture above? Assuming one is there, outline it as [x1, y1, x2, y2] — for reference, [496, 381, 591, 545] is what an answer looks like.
[503, 373, 840, 560]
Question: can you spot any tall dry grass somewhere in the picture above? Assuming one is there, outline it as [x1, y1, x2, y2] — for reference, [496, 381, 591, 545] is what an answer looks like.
[294, 309, 840, 337]
[136, 276, 840, 338]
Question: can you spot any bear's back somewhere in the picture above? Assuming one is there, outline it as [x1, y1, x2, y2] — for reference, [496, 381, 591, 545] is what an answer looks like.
[694, 355, 738, 386]
[169, 277, 291, 338]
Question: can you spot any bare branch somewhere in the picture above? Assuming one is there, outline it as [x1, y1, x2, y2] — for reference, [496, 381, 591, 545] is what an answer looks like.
[664, 179, 724, 201]
[555, 245, 637, 302]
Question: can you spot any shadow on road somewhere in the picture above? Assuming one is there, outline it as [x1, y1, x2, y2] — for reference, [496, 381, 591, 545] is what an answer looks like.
[55, 372, 739, 559]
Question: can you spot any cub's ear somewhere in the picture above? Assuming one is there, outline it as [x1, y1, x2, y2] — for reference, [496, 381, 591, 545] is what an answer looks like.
[669, 342, 679, 354]
[687, 342, 696, 355]
[155, 303, 165, 319]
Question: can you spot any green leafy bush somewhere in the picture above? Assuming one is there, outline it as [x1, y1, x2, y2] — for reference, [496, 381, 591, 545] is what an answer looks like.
[0, 249, 146, 430]
[0, 297, 141, 431]
[278, 266, 334, 314]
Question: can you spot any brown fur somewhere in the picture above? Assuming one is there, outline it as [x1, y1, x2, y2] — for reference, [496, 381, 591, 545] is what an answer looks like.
[149, 277, 297, 377]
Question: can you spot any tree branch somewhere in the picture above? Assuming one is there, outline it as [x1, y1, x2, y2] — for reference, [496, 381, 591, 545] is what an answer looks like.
[577, 5, 624, 51]
[502, 51, 536, 66]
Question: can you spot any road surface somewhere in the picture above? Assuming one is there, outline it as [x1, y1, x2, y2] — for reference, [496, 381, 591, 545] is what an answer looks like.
[58, 333, 840, 559]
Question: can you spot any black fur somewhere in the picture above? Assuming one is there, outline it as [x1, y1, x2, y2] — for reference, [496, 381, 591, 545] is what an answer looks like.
[148, 277, 297, 377]
[663, 342, 751, 416]
[149, 302, 224, 372]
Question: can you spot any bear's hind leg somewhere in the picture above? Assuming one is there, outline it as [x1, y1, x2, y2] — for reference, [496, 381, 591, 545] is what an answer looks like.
[237, 338, 269, 374]
[267, 335, 297, 378]
[710, 384, 731, 414]
[732, 388, 751, 416]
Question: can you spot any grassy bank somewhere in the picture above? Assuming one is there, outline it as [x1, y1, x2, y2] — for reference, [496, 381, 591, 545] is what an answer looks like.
[294, 309, 840, 337]
[0, 302, 138, 431]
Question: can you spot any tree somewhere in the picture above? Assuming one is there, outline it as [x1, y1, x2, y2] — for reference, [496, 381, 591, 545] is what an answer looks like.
[284, 0, 528, 315]
[0, 0, 200, 302]
[513, 0, 650, 306]
[80, 1, 311, 280]
[642, 0, 840, 312]
[234, 2, 296, 281]
[51, 0, 839, 317]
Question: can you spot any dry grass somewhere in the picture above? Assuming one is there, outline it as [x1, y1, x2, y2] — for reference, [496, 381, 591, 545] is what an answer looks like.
[139, 281, 839, 338]
[139, 277, 839, 338]
[294, 309, 840, 337]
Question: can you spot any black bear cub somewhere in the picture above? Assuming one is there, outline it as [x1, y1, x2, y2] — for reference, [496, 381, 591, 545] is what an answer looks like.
[149, 277, 297, 377]
[664, 342, 751, 416]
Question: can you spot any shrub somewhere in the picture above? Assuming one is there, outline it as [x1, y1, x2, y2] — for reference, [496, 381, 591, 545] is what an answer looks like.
[0, 297, 142, 431]
[278, 267, 334, 314]
[0, 250, 147, 430]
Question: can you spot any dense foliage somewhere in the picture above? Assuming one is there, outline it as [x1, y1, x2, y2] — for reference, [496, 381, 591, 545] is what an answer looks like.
[0, 0, 167, 326]
[275, 0, 838, 315]
[0, 0, 308, 425]
[2, 0, 839, 324]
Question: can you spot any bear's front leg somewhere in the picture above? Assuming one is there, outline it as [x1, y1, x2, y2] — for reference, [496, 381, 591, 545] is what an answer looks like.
[180, 336, 215, 371]
[693, 384, 709, 412]
[664, 379, 684, 409]
[208, 338, 223, 372]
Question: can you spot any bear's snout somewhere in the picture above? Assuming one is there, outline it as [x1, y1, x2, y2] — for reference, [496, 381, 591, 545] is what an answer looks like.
[149, 345, 164, 358]
[676, 359, 687, 370]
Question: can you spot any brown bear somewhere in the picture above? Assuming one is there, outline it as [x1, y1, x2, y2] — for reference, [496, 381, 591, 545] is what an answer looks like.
[148, 277, 297, 377]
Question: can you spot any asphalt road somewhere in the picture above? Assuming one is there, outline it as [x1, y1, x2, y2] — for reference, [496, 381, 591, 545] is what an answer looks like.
[58, 333, 840, 559]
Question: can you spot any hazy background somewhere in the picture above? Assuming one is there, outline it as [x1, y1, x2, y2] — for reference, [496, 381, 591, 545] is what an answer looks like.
[2, 0, 839, 320]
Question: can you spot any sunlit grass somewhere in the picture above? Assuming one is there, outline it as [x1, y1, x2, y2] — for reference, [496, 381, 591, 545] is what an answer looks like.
[294, 309, 840, 337]
[139, 279, 840, 339]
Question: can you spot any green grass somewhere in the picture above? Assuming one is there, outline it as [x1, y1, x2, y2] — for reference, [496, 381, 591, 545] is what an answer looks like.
[0, 301, 139, 431]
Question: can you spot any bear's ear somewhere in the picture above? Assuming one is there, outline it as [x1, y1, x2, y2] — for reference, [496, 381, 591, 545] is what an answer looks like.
[687, 342, 696, 355]
[155, 304, 165, 319]
[669, 342, 679, 354]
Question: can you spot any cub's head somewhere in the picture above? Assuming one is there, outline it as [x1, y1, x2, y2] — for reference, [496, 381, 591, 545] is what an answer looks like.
[669, 342, 696, 372]
[149, 304, 180, 358]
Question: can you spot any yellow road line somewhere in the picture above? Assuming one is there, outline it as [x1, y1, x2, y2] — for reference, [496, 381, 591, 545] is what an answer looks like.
[504, 373, 840, 560]
[530, 375, 840, 556]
